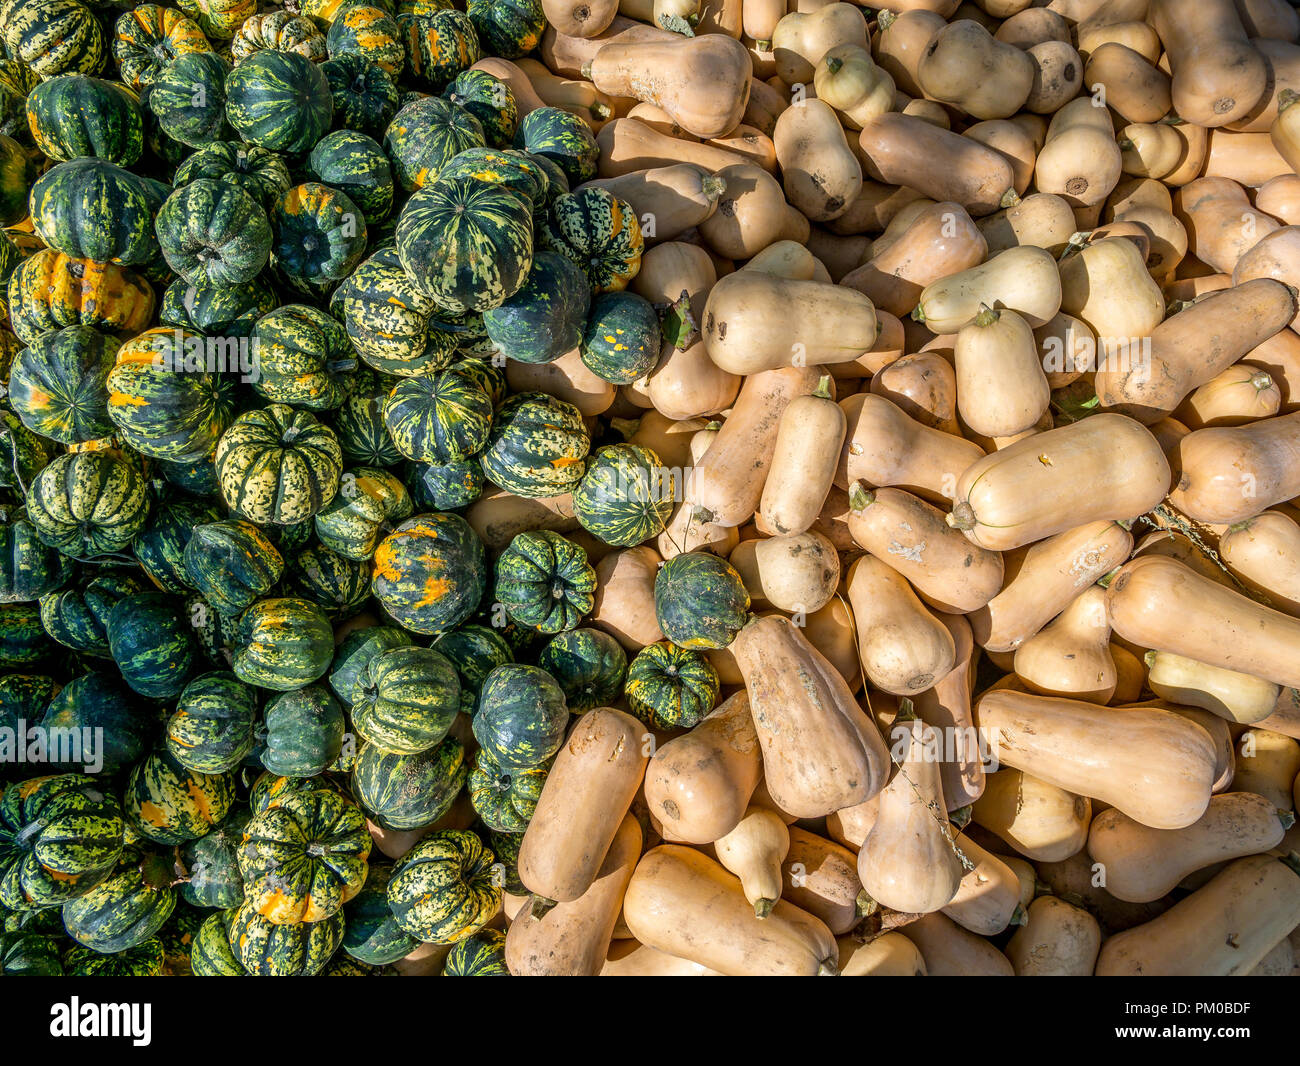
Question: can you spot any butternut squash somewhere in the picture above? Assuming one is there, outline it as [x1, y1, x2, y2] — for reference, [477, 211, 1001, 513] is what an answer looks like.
[506, 348, 615, 416]
[590, 544, 665, 651]
[781, 827, 866, 934]
[954, 306, 1051, 438]
[541, 17, 677, 79]
[813, 44, 895, 130]
[1033, 97, 1122, 208]
[759, 376, 846, 536]
[1168, 413, 1300, 525]
[1013, 587, 1117, 703]
[1145, 649, 1281, 725]
[873, 8, 947, 98]
[917, 18, 1035, 120]
[1034, 310, 1098, 388]
[601, 939, 722, 975]
[596, 118, 755, 177]
[1204, 128, 1292, 186]
[1256, 173, 1300, 226]
[896, 911, 1014, 975]
[771, 2, 868, 86]
[518, 58, 617, 128]
[1176, 363, 1282, 429]
[1025, 39, 1084, 115]
[995, 6, 1070, 49]
[870, 352, 959, 432]
[837, 931, 927, 976]
[1058, 236, 1165, 370]
[697, 162, 790, 259]
[728, 532, 839, 614]
[1234, 728, 1300, 810]
[543, 0, 620, 38]
[772, 98, 861, 222]
[622, 844, 839, 975]
[943, 831, 1024, 935]
[582, 165, 725, 244]
[978, 193, 1077, 258]
[1219, 510, 1300, 614]
[730, 614, 890, 817]
[914, 245, 1062, 333]
[1006, 896, 1101, 976]
[1118, 121, 1183, 179]
[1174, 176, 1280, 274]
[1149, 0, 1269, 129]
[519, 706, 650, 904]
[976, 690, 1219, 830]
[713, 805, 790, 916]
[826, 794, 877, 851]
[971, 768, 1092, 862]
[643, 690, 761, 843]
[915, 612, 985, 811]
[465, 489, 580, 553]
[643, 339, 741, 421]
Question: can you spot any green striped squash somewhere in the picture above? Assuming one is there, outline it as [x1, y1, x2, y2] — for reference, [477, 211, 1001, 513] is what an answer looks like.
[270, 182, 369, 295]
[0, 603, 52, 669]
[486, 827, 523, 894]
[541, 186, 644, 294]
[124, 750, 236, 847]
[155, 179, 272, 287]
[166, 671, 260, 774]
[398, 8, 480, 91]
[25, 451, 149, 560]
[384, 95, 485, 191]
[230, 11, 327, 64]
[8, 325, 116, 445]
[442, 926, 508, 975]
[179, 814, 248, 909]
[328, 625, 412, 704]
[321, 53, 399, 137]
[624, 641, 719, 730]
[351, 645, 461, 754]
[176, 0, 258, 39]
[251, 303, 358, 411]
[0, 774, 124, 911]
[573, 443, 674, 547]
[62, 850, 177, 953]
[495, 530, 595, 635]
[231, 598, 335, 691]
[284, 544, 373, 618]
[0, 929, 64, 975]
[443, 69, 516, 149]
[0, 508, 73, 604]
[653, 552, 750, 650]
[183, 520, 284, 616]
[471, 663, 568, 770]
[37, 673, 152, 775]
[432, 622, 511, 715]
[24, 75, 143, 165]
[229, 900, 343, 976]
[112, 5, 213, 92]
[238, 789, 371, 924]
[160, 274, 279, 338]
[537, 627, 628, 711]
[340, 862, 417, 965]
[581, 292, 662, 384]
[260, 684, 346, 777]
[335, 392, 405, 467]
[351, 735, 467, 830]
[0, 61, 38, 144]
[133, 496, 220, 596]
[66, 938, 166, 976]
[172, 140, 292, 210]
[480, 392, 590, 499]
[249, 771, 346, 818]
[0, 675, 56, 742]
[372, 512, 486, 636]
[414, 459, 484, 511]
[0, 134, 34, 227]
[189, 910, 245, 975]
[513, 106, 598, 185]
[395, 177, 534, 313]
[148, 50, 231, 146]
[326, 5, 404, 75]
[3, 0, 106, 78]
[438, 147, 549, 216]
[217, 405, 344, 526]
[482, 250, 589, 365]
[224, 49, 333, 154]
[387, 829, 499, 944]
[315, 467, 413, 560]
[467, 745, 547, 833]
[466, 0, 542, 58]
[28, 158, 164, 267]
[308, 129, 395, 225]
[383, 365, 494, 465]
[39, 571, 142, 657]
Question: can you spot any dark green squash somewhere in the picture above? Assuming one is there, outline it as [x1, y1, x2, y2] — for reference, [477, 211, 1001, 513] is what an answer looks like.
[189, 909, 245, 974]
[443, 68, 517, 149]
[481, 250, 589, 365]
[62, 849, 177, 953]
[387, 828, 499, 944]
[0, 603, 53, 670]
[106, 592, 197, 699]
[398, 8, 480, 91]
[624, 640, 719, 731]
[653, 552, 750, 650]
[160, 274, 278, 339]
[148, 50, 231, 146]
[472, 662, 568, 769]
[183, 520, 284, 616]
[229, 900, 343, 975]
[156, 179, 272, 287]
[0, 61, 38, 145]
[573, 443, 674, 547]
[494, 529, 595, 634]
[326, 5, 404, 75]
[259, 684, 346, 777]
[25, 75, 144, 165]
[25, 451, 150, 560]
[541, 185, 644, 293]
[466, 0, 543, 58]
[270, 182, 369, 295]
[3, 0, 106, 78]
[537, 626, 628, 710]
[395, 176, 534, 313]
[224, 49, 333, 154]
[217, 404, 344, 526]
[315, 466, 413, 560]
[340, 862, 417, 965]
[0, 674, 56, 745]
[321, 53, 400, 137]
[133, 497, 221, 596]
[166, 671, 260, 773]
[351, 734, 467, 830]
[124, 750, 236, 846]
[284, 544, 373, 618]
[251, 303, 358, 410]
[39, 571, 142, 658]
[415, 459, 484, 511]
[0, 134, 34, 227]
[351, 645, 461, 754]
[112, 5, 212, 92]
[442, 925, 507, 975]
[231, 598, 334, 691]
[383, 364, 494, 465]
[28, 157, 164, 267]
[486, 827, 524, 894]
[179, 813, 248, 909]
[467, 745, 548, 833]
[372, 512, 486, 636]
[480, 391, 590, 498]
[0, 928, 63, 975]
[172, 140, 292, 210]
[0, 773, 124, 911]
[66, 937, 166, 976]
[334, 392, 405, 467]
[513, 106, 598, 185]
[8, 326, 112, 445]
[328, 624, 412, 705]
[384, 94, 485, 192]
[308, 129, 395, 225]
[581, 291, 662, 384]
[38, 673, 152, 775]
[0, 508, 74, 604]
[432, 623, 511, 715]
[237, 788, 371, 923]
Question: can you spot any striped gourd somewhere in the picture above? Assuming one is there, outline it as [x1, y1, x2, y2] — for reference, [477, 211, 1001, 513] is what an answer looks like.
[340, 863, 418, 965]
[8, 325, 117, 445]
[314, 467, 413, 560]
[124, 750, 236, 847]
[0, 508, 74, 604]
[308, 129, 395, 225]
[230, 11, 327, 64]
[494, 529, 596, 634]
[189, 911, 245, 975]
[270, 182, 369, 294]
[38, 572, 143, 657]
[66, 938, 166, 976]
[261, 684, 346, 777]
[573, 443, 674, 547]
[415, 459, 485, 510]
[482, 250, 590, 365]
[351, 645, 461, 754]
[156, 179, 272, 287]
[284, 545, 373, 618]
[334, 391, 405, 467]
[653, 552, 751, 650]
[107, 593, 199, 699]
[480, 392, 590, 498]
[514, 106, 598, 185]
[387, 829, 500, 944]
[328, 625, 413, 704]
[383, 364, 494, 464]
[230, 598, 334, 691]
[166, 672, 260, 774]
[216, 405, 343, 526]
[176, 0, 258, 39]
[443, 69, 517, 149]
[251, 304, 358, 411]
[24, 75, 143, 165]
[28, 158, 165, 267]
[320, 53, 400, 137]
[133, 496, 221, 595]
[541, 185, 644, 293]
[224, 50, 333, 154]
[39, 673, 153, 776]
[537, 627, 628, 710]
[443, 927, 508, 975]
[62, 850, 177, 953]
[180, 814, 248, 908]
[472, 663, 568, 769]
[351, 735, 467, 830]
[467, 745, 548, 833]
[147, 50, 231, 146]
[172, 141, 292, 210]
[183, 520, 284, 615]
[372, 512, 487, 636]
[112, 5, 212, 92]
[384, 94, 485, 191]
[398, 8, 480, 91]
[433, 623, 512, 715]
[25, 451, 150, 559]
[580, 291, 662, 385]
[160, 275, 278, 339]
[466, 0, 543, 59]
[624, 641, 720, 730]
[6, 250, 154, 346]
[4, 0, 107, 78]
[229, 901, 343, 976]
[326, 5, 404, 75]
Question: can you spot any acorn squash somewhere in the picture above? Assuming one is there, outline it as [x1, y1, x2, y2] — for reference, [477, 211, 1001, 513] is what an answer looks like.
[231, 598, 335, 691]
[387, 828, 500, 943]
[351, 735, 467, 830]
[472, 662, 568, 769]
[166, 671, 260, 774]
[124, 750, 236, 847]
[624, 641, 719, 730]
[372, 512, 487, 635]
[480, 391, 590, 498]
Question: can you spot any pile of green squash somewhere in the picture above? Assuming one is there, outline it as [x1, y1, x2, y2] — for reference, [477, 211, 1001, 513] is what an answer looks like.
[0, 0, 751, 978]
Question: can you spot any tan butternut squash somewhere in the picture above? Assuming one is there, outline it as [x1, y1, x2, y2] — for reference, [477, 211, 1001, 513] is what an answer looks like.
[917, 18, 1035, 119]
[1025, 39, 1084, 114]
[543, 0, 619, 38]
[914, 245, 1063, 333]
[943, 832, 1024, 936]
[1145, 650, 1281, 725]
[713, 805, 790, 916]
[1034, 310, 1098, 388]
[813, 44, 895, 130]
[518, 58, 617, 128]
[837, 931, 927, 976]
[781, 827, 866, 934]
[914, 612, 985, 811]
[873, 8, 947, 98]
[696, 162, 789, 259]
[1006, 896, 1101, 975]
[729, 532, 840, 615]
[1032, 97, 1122, 208]
[771, 2, 868, 86]
[1176, 363, 1282, 429]
[972, 768, 1092, 862]
[1219, 510, 1300, 614]
[1149, 0, 1268, 129]
[1058, 236, 1165, 371]
[541, 17, 677, 79]
[1168, 413, 1300, 525]
[1234, 728, 1300, 809]
[1013, 587, 1116, 703]
[601, 939, 722, 975]
[759, 376, 846, 536]
[772, 98, 861, 222]
[977, 192, 1077, 257]
[623, 409, 710, 469]
[954, 306, 1051, 438]
[642, 339, 741, 422]
[1256, 172, 1300, 226]
[657, 500, 740, 558]
[1118, 121, 1183, 179]
[869, 352, 959, 433]
[596, 118, 755, 177]
[896, 911, 1014, 976]
[465, 489, 580, 553]
[826, 794, 877, 851]
[1204, 128, 1292, 186]
[995, 6, 1070, 49]
[590, 545, 665, 651]
[1174, 176, 1280, 274]
[506, 347, 615, 416]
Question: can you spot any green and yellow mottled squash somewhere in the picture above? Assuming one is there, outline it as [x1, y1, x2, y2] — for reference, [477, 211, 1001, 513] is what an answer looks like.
[66, 937, 166, 976]
[0, 603, 57, 669]
[495, 530, 596, 634]
[183, 520, 284, 616]
[261, 684, 346, 776]
[373, 512, 487, 635]
[472, 662, 568, 769]
[654, 552, 750, 650]
[231, 11, 327, 64]
[321, 53, 400, 136]
[107, 592, 198, 699]
[438, 147, 549, 215]
[133, 496, 220, 596]
[113, 5, 212, 92]
[124, 750, 236, 847]
[387, 828, 500, 943]
[329, 625, 412, 703]
[177, 0, 258, 38]
[25, 75, 143, 165]
[468, 745, 548, 832]
[172, 140, 292, 210]
[156, 179, 271, 287]
[237, 788, 370, 924]
[581, 292, 661, 385]
[3, 0, 106, 78]
[190, 910, 244, 974]
[315, 466, 413, 560]
[270, 182, 369, 294]
[180, 814, 248, 908]
[284, 545, 373, 618]
[224, 49, 333, 153]
[414, 459, 485, 510]
[395, 177, 534, 312]
[0, 928, 63, 975]
[308, 129, 394, 225]
[480, 391, 590, 498]
[538, 626, 628, 710]
[443, 69, 517, 149]
[482, 250, 589, 365]
[229, 900, 343, 975]
[625, 641, 719, 730]
[38, 672, 152, 775]
[0, 508, 72, 604]
[326, 5, 404, 75]
[0, 774, 124, 911]
[486, 827, 523, 893]
[217, 405, 344, 525]
[514, 106, 598, 185]
[39, 573, 141, 658]
[251, 303, 357, 410]
[160, 274, 278, 338]
[62, 849, 177, 953]
[0, 675, 55, 749]
[0, 134, 34, 227]
[340, 862, 417, 964]
[351, 645, 461, 754]
[231, 597, 335, 691]
[148, 50, 231, 146]
[7, 250, 154, 347]
[573, 443, 673, 547]
[384, 94, 485, 192]
[398, 8, 480, 90]
[8, 325, 116, 445]
[466, 0, 542, 58]
[0, 62, 38, 144]
[541, 185, 643, 293]
[351, 734, 467, 830]
[433, 622, 511, 715]
[443, 926, 508, 975]
[383, 365, 494, 465]
[335, 392, 404, 467]
[166, 671, 260, 775]
[25, 451, 150, 560]
[28, 158, 164, 268]
[106, 327, 241, 463]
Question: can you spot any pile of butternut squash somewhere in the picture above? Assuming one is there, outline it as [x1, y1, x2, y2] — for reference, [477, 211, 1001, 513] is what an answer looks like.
[474, 0, 1300, 977]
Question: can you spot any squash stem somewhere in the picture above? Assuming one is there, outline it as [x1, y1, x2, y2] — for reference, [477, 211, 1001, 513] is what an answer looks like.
[999, 188, 1021, 209]
[1280, 88, 1300, 114]
[701, 175, 728, 202]
[1280, 809, 1297, 831]
[1280, 852, 1300, 879]
[530, 895, 558, 919]
[948, 804, 972, 830]
[816, 956, 839, 976]
[755, 39, 772, 51]
[825, 56, 843, 75]
[945, 501, 976, 531]
[972, 303, 999, 328]
[753, 897, 775, 919]
[855, 890, 877, 918]
[847, 479, 874, 511]
[812, 374, 833, 400]
[1011, 903, 1028, 927]
[579, 61, 594, 80]
[875, 9, 896, 31]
